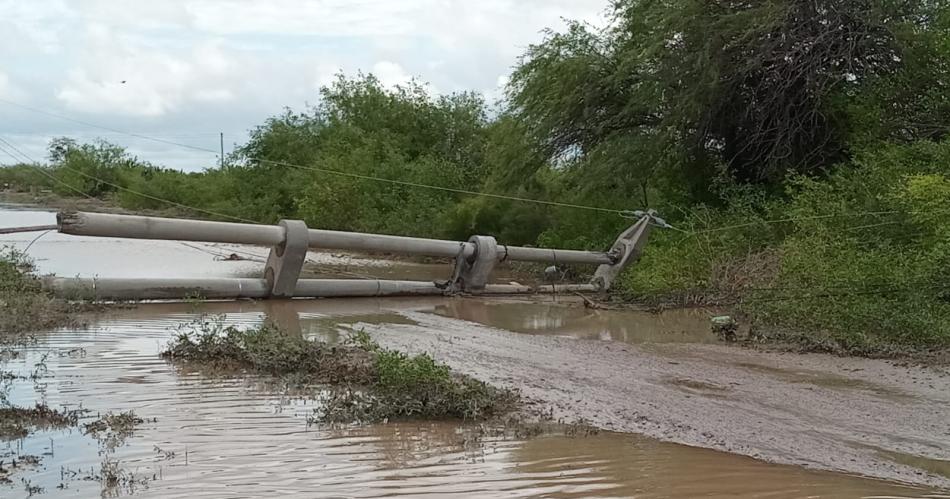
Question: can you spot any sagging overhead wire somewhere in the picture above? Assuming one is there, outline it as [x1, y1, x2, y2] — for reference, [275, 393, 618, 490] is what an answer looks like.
[2, 98, 947, 236]
[0, 133, 258, 224]
[0, 98, 636, 217]
[51, 164, 260, 224]
[0, 137, 102, 202]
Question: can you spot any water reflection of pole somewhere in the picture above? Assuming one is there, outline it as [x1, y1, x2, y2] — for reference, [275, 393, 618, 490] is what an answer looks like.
[263, 300, 302, 336]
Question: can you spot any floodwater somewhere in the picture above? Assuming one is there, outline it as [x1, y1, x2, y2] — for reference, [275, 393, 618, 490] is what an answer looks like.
[2, 304, 940, 498]
[0, 205, 946, 497]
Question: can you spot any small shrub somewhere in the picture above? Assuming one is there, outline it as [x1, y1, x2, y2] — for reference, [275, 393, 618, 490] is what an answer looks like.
[0, 248, 77, 336]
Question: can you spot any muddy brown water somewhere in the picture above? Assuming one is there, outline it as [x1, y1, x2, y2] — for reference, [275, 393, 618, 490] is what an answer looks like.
[1, 206, 947, 497]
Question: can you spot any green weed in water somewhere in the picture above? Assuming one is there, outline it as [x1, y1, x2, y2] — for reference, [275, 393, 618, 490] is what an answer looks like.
[162, 322, 517, 424]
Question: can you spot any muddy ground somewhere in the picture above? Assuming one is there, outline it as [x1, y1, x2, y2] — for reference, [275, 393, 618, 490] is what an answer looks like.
[361, 303, 950, 489]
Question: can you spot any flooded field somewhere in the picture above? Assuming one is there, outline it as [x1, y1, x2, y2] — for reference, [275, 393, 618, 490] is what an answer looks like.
[2, 205, 949, 497]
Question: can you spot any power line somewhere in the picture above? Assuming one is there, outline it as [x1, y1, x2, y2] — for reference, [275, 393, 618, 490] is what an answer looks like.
[3, 127, 947, 302]
[0, 136, 32, 163]
[0, 98, 634, 216]
[687, 211, 908, 234]
[4, 131, 244, 138]
[3, 97, 948, 232]
[0, 99, 218, 154]
[53, 163, 260, 224]
[253, 158, 631, 214]
[0, 136, 114, 201]
[0, 134, 256, 223]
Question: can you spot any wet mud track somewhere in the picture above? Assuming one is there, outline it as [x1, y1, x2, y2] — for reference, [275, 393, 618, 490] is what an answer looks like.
[364, 305, 950, 489]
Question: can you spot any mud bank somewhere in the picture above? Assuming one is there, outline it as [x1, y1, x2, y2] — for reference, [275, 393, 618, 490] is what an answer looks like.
[363, 304, 950, 489]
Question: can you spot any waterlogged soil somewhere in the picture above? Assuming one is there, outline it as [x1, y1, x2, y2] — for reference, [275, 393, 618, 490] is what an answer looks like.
[2, 204, 950, 496]
[365, 304, 950, 490]
[0, 301, 943, 498]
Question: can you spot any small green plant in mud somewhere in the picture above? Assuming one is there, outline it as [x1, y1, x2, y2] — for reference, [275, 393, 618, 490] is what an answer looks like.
[161, 322, 518, 424]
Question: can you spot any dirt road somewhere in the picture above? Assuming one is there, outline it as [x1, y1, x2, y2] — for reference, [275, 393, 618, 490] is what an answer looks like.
[365, 306, 950, 489]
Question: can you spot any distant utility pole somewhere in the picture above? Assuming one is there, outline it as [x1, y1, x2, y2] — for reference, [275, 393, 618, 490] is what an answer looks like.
[219, 132, 225, 168]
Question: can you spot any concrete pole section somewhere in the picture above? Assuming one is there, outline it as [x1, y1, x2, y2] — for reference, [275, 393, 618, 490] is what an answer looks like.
[455, 235, 498, 292]
[45, 277, 562, 301]
[590, 214, 654, 292]
[57, 211, 614, 266]
[265, 219, 309, 298]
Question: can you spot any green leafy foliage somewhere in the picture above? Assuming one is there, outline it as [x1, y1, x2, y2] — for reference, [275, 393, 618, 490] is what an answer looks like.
[0, 164, 55, 192]
[162, 324, 517, 422]
[0, 248, 76, 336]
[510, 0, 950, 191]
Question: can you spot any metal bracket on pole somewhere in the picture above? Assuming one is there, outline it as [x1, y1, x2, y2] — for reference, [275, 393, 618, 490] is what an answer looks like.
[448, 235, 498, 294]
[265, 219, 309, 298]
[590, 211, 656, 292]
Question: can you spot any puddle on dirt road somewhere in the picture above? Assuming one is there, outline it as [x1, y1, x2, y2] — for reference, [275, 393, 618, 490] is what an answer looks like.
[1, 304, 941, 498]
[431, 299, 721, 343]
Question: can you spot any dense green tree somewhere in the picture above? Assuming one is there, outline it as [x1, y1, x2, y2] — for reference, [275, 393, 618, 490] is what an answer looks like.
[48, 138, 141, 198]
[236, 74, 492, 236]
[509, 0, 950, 197]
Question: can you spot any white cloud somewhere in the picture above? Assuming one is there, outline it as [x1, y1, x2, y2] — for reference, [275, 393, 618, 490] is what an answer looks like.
[55, 28, 241, 116]
[0, 72, 27, 101]
[2, 0, 608, 170]
[372, 61, 412, 89]
[0, 0, 76, 55]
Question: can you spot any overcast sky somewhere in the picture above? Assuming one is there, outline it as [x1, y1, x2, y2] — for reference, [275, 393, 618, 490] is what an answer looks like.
[0, 0, 607, 171]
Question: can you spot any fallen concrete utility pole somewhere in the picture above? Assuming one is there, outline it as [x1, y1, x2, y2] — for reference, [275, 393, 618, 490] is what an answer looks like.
[0, 224, 58, 235]
[51, 210, 657, 301]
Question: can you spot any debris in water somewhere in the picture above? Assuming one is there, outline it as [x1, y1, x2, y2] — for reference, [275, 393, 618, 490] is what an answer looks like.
[711, 315, 738, 342]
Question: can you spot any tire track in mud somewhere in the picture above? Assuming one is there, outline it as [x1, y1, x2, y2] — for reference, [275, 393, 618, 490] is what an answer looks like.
[362, 311, 950, 490]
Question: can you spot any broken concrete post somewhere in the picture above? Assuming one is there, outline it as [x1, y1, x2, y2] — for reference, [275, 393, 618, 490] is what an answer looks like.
[56, 211, 614, 265]
[265, 219, 309, 298]
[57, 211, 285, 246]
[590, 212, 654, 292]
[44, 277, 272, 301]
[51, 211, 635, 301]
[451, 235, 498, 293]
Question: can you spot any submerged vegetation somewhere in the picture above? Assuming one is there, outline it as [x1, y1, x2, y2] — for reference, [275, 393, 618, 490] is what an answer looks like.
[0, 404, 79, 441]
[2, 0, 949, 354]
[161, 322, 517, 423]
[0, 249, 78, 337]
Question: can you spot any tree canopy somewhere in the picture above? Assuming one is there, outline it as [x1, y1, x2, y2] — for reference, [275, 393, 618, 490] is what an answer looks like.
[509, 0, 950, 197]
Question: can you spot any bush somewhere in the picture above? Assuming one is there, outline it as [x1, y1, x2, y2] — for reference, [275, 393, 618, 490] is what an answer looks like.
[0, 248, 76, 336]
[745, 142, 950, 350]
